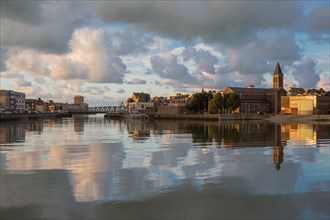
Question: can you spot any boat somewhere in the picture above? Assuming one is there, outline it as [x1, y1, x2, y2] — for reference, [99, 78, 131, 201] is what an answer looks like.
[124, 111, 149, 120]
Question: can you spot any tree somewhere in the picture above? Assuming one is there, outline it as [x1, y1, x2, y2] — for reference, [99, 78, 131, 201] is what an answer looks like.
[186, 90, 213, 113]
[224, 93, 240, 113]
[208, 92, 222, 114]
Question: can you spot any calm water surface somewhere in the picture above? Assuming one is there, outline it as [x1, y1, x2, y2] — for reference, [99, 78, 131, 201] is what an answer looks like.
[1, 114, 329, 219]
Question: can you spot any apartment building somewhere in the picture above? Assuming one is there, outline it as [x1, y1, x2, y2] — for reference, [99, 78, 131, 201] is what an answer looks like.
[281, 95, 330, 115]
[127, 92, 154, 112]
[0, 90, 25, 111]
[74, 96, 84, 109]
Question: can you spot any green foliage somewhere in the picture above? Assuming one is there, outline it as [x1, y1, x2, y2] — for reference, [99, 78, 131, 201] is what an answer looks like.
[224, 93, 240, 113]
[208, 92, 222, 114]
[186, 90, 213, 113]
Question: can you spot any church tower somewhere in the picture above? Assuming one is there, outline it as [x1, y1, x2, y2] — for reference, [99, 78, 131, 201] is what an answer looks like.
[273, 62, 284, 88]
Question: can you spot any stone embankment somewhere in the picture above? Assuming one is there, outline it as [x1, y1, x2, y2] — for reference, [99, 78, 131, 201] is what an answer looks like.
[266, 114, 330, 124]
[150, 113, 269, 121]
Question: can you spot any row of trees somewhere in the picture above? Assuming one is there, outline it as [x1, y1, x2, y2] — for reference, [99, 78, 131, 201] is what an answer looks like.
[186, 90, 240, 114]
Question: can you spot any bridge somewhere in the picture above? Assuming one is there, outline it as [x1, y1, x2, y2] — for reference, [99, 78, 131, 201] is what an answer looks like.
[88, 106, 126, 113]
[88, 102, 126, 113]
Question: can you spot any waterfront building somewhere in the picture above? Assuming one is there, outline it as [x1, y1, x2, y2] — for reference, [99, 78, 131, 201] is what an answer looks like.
[131, 92, 151, 102]
[223, 87, 287, 114]
[281, 95, 330, 115]
[25, 98, 55, 112]
[35, 98, 47, 112]
[306, 88, 326, 96]
[222, 63, 287, 114]
[74, 96, 84, 110]
[25, 98, 48, 112]
[287, 87, 306, 96]
[156, 93, 191, 114]
[167, 93, 191, 106]
[152, 96, 169, 107]
[25, 99, 35, 110]
[0, 90, 25, 111]
[127, 92, 154, 113]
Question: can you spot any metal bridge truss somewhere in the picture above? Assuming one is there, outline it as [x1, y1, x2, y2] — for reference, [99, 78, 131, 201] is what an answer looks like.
[89, 106, 126, 113]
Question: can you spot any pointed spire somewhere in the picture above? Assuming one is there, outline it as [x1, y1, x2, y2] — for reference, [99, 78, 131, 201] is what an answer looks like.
[273, 62, 283, 75]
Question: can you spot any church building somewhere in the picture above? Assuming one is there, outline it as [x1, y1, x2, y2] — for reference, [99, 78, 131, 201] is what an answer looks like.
[222, 63, 287, 114]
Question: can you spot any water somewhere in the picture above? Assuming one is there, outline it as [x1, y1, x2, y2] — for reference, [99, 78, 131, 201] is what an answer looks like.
[1, 114, 329, 220]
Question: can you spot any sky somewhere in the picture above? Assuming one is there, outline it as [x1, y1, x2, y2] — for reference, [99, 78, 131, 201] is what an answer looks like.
[0, 1, 329, 106]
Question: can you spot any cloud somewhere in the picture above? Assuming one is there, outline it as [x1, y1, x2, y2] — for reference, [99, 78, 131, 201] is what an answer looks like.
[154, 80, 163, 87]
[0, 48, 9, 72]
[95, 1, 306, 46]
[306, 7, 330, 42]
[221, 29, 301, 75]
[292, 57, 320, 88]
[195, 70, 268, 90]
[5, 49, 50, 77]
[318, 72, 330, 91]
[127, 78, 147, 85]
[174, 36, 300, 89]
[83, 86, 110, 95]
[14, 78, 32, 87]
[1, 1, 328, 105]
[150, 53, 198, 85]
[3, 28, 127, 83]
[68, 28, 126, 83]
[12, 82, 39, 98]
[112, 29, 154, 56]
[47, 56, 89, 80]
[149, 33, 303, 90]
[34, 76, 46, 84]
[0, 1, 43, 25]
[182, 47, 219, 74]
[1, 1, 327, 56]
[116, 88, 125, 93]
[0, 1, 92, 53]
[307, 7, 330, 31]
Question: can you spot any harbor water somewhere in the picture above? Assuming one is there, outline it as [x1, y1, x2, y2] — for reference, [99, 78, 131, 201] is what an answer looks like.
[1, 114, 329, 219]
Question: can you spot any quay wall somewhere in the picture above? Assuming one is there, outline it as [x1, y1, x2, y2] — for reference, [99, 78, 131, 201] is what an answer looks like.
[150, 113, 269, 121]
[104, 113, 124, 119]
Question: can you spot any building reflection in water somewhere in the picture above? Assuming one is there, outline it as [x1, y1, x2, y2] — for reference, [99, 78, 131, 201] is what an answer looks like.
[280, 124, 316, 145]
[0, 123, 26, 144]
[122, 120, 323, 174]
[74, 116, 85, 132]
[125, 120, 151, 141]
[273, 146, 284, 171]
[1, 118, 328, 203]
[0, 120, 46, 144]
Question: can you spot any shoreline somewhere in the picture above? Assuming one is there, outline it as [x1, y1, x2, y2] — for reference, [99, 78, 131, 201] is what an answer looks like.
[107, 112, 330, 124]
[266, 114, 330, 124]
[0, 112, 72, 121]
[2, 112, 329, 124]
